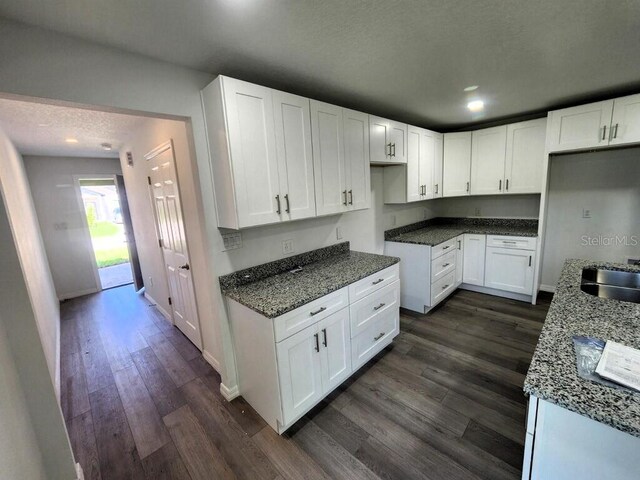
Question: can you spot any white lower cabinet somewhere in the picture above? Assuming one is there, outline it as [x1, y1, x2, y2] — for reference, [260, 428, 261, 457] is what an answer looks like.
[455, 235, 464, 286]
[227, 265, 400, 434]
[485, 246, 535, 294]
[462, 234, 486, 286]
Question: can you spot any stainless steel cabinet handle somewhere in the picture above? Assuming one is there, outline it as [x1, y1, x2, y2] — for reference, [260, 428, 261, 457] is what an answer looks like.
[348, 190, 353, 205]
[435, 184, 438, 195]
[602, 125, 607, 141]
[386, 142, 392, 156]
[275, 194, 281, 214]
[442, 263, 450, 267]
[614, 123, 619, 139]
[310, 306, 326, 316]
[466, 181, 470, 192]
[373, 302, 386, 311]
[442, 284, 449, 290]
[499, 179, 502, 191]
[284, 194, 290, 213]
[314, 333, 319, 352]
[529, 256, 532, 267]
[373, 332, 385, 341]
[179, 264, 190, 270]
[442, 245, 451, 250]
[391, 143, 396, 157]
[372, 278, 384, 285]
[457, 240, 461, 249]
[506, 179, 509, 191]
[342, 190, 347, 205]
[502, 240, 517, 244]
[322, 328, 327, 347]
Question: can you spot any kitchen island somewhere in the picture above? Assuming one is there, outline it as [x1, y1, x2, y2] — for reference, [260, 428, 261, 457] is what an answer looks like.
[522, 259, 640, 480]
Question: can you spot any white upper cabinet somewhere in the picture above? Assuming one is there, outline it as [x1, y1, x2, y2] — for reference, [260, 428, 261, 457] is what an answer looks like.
[273, 90, 316, 221]
[470, 126, 507, 195]
[311, 101, 346, 216]
[382, 127, 440, 204]
[504, 118, 547, 194]
[343, 109, 371, 211]
[433, 134, 443, 198]
[370, 116, 407, 164]
[443, 132, 472, 197]
[546, 100, 613, 152]
[609, 93, 640, 146]
[311, 101, 371, 216]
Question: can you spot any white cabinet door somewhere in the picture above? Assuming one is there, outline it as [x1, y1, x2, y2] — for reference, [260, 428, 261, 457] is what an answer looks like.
[222, 77, 282, 227]
[272, 90, 316, 221]
[462, 234, 486, 286]
[455, 235, 464, 286]
[318, 309, 352, 392]
[470, 126, 507, 195]
[406, 126, 422, 202]
[370, 116, 407, 164]
[485, 247, 535, 295]
[433, 133, 443, 198]
[443, 132, 472, 197]
[504, 118, 547, 194]
[343, 109, 371, 211]
[420, 129, 436, 199]
[276, 324, 323, 425]
[609, 93, 640, 146]
[311, 100, 347, 216]
[546, 100, 614, 152]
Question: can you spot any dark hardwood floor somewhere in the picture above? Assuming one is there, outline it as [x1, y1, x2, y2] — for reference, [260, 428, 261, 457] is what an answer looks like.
[60, 285, 551, 480]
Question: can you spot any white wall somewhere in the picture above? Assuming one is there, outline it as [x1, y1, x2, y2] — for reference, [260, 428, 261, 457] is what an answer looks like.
[434, 194, 540, 219]
[0, 140, 77, 479]
[541, 148, 640, 288]
[23, 155, 123, 299]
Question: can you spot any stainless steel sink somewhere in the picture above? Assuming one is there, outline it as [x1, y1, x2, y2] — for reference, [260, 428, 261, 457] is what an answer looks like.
[581, 268, 640, 304]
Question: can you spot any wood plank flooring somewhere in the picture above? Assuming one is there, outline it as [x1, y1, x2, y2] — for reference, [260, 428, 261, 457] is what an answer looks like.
[61, 285, 551, 480]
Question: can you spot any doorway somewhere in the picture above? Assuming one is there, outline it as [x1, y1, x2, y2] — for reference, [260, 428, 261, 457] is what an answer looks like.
[78, 176, 143, 290]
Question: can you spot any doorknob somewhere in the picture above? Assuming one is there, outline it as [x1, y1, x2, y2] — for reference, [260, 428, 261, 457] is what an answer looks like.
[179, 264, 190, 270]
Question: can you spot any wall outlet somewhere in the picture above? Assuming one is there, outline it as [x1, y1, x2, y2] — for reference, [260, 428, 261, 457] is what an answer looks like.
[582, 208, 591, 218]
[222, 231, 242, 251]
[474, 207, 481, 216]
[283, 239, 295, 255]
[148, 276, 154, 287]
[336, 226, 343, 240]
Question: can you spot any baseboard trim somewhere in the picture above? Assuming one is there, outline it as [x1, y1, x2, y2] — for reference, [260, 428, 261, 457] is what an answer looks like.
[144, 292, 172, 321]
[459, 284, 532, 303]
[75, 462, 85, 480]
[539, 284, 557, 293]
[220, 382, 240, 401]
[202, 350, 221, 373]
[59, 287, 99, 300]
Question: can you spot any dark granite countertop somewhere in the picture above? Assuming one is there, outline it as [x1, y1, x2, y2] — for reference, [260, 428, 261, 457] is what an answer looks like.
[384, 217, 538, 246]
[219, 242, 400, 318]
[524, 259, 640, 437]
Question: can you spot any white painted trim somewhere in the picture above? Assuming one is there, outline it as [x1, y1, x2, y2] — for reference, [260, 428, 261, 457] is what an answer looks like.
[75, 463, 85, 480]
[458, 284, 533, 303]
[539, 284, 556, 293]
[144, 291, 173, 323]
[58, 287, 100, 301]
[220, 382, 240, 401]
[202, 349, 221, 373]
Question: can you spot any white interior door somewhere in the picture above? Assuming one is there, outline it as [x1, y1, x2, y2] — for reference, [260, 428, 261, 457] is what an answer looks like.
[272, 90, 316, 221]
[147, 142, 202, 349]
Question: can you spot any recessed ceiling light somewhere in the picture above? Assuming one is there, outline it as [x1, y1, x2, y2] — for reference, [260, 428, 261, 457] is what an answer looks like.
[467, 100, 484, 112]
[464, 85, 479, 92]
[65, 138, 79, 144]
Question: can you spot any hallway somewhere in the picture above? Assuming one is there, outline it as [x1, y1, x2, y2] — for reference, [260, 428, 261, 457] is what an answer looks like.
[61, 286, 549, 480]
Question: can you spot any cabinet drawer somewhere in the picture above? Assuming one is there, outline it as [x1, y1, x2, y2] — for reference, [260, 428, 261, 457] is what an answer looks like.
[486, 235, 536, 250]
[351, 307, 399, 370]
[349, 280, 399, 338]
[274, 287, 349, 342]
[348, 264, 399, 303]
[431, 271, 456, 306]
[431, 250, 456, 283]
[431, 238, 457, 259]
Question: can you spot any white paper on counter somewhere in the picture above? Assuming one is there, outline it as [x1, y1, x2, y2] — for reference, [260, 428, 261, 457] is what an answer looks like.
[595, 340, 640, 392]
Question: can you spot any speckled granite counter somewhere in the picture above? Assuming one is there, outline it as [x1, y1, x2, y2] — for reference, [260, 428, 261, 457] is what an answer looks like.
[219, 242, 400, 318]
[525, 259, 640, 437]
[384, 217, 538, 246]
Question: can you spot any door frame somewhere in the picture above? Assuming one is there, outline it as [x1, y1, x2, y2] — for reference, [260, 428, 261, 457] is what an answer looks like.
[144, 140, 203, 348]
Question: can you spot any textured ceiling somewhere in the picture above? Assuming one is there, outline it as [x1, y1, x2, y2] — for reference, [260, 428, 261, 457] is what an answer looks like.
[0, 97, 149, 157]
[1, 1, 640, 129]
